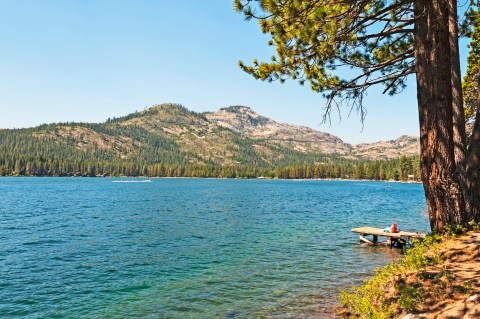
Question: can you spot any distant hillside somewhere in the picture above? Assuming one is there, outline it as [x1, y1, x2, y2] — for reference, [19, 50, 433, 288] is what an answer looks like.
[205, 105, 419, 160]
[0, 103, 420, 178]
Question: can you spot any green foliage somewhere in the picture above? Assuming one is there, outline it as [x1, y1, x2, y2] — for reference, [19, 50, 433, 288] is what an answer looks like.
[462, 7, 480, 125]
[443, 219, 480, 237]
[467, 219, 480, 231]
[463, 280, 473, 292]
[397, 284, 423, 312]
[0, 127, 421, 180]
[340, 267, 396, 319]
[400, 234, 443, 269]
[235, 0, 415, 120]
[340, 234, 443, 318]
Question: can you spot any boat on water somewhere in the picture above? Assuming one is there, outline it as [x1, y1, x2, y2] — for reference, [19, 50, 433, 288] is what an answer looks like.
[112, 179, 152, 183]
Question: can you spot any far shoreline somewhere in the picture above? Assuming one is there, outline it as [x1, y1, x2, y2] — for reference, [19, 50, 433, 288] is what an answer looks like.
[0, 175, 423, 184]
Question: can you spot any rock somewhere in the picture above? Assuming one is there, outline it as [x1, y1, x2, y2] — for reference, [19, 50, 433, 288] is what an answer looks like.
[466, 294, 480, 303]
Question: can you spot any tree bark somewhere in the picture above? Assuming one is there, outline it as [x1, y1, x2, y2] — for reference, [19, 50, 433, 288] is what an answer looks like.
[414, 0, 466, 233]
[448, 0, 470, 216]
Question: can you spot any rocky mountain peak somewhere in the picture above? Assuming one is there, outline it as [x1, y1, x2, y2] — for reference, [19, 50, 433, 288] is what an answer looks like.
[351, 134, 420, 160]
[205, 105, 276, 134]
[395, 135, 419, 144]
[203, 106, 355, 154]
[220, 105, 252, 113]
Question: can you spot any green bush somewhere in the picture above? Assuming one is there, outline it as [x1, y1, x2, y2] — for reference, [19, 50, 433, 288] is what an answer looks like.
[340, 233, 443, 318]
[397, 284, 422, 312]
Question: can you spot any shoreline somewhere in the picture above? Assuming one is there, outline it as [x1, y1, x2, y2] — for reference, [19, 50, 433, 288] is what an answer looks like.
[340, 231, 480, 318]
[0, 175, 423, 184]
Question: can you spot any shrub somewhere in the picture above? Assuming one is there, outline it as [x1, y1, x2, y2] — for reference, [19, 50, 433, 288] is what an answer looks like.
[340, 233, 443, 318]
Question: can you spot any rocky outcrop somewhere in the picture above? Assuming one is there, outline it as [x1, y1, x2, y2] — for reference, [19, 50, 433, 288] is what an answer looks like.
[352, 135, 420, 160]
[205, 106, 418, 159]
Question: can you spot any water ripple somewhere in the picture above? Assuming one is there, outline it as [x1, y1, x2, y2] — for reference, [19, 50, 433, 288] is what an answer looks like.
[0, 178, 428, 318]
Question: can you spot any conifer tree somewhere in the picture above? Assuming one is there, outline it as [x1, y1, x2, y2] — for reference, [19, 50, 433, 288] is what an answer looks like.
[463, 7, 480, 222]
[463, 8, 480, 126]
[234, 0, 480, 232]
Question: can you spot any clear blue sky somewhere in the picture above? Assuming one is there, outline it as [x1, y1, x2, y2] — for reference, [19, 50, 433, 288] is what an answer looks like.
[0, 0, 472, 143]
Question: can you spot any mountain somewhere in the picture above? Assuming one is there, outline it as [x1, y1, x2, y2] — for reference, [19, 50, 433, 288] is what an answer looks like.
[351, 135, 420, 160]
[205, 106, 352, 154]
[205, 106, 419, 160]
[0, 103, 420, 177]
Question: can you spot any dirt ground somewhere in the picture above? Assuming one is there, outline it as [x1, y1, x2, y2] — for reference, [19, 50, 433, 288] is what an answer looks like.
[399, 232, 480, 319]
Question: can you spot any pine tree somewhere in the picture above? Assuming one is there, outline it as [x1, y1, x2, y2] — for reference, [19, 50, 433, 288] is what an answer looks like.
[463, 7, 480, 126]
[234, 0, 480, 232]
[463, 7, 480, 222]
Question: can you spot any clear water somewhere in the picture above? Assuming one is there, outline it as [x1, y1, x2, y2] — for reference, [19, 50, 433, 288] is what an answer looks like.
[0, 178, 429, 318]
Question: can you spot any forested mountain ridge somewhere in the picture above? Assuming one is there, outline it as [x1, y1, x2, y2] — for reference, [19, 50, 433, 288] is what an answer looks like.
[2, 103, 418, 161]
[0, 103, 420, 178]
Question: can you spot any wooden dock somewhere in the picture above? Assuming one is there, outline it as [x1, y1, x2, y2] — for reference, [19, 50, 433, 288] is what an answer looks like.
[352, 226, 427, 248]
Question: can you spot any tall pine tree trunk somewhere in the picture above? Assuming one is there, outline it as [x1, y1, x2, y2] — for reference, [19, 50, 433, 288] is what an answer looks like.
[448, 0, 470, 215]
[466, 77, 480, 222]
[414, 0, 466, 233]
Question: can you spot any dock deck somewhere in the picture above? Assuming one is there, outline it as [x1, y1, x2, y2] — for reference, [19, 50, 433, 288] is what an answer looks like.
[352, 226, 427, 247]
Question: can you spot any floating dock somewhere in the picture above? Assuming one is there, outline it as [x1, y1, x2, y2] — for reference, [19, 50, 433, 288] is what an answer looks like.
[352, 226, 427, 248]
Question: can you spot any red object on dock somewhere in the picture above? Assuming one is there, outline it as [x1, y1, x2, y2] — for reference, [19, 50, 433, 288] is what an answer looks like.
[390, 223, 398, 233]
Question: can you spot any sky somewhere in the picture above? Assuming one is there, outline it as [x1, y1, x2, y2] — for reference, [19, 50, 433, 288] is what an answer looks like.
[0, 0, 473, 144]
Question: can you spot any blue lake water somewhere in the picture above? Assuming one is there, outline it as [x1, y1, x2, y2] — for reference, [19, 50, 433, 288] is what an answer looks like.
[0, 178, 429, 318]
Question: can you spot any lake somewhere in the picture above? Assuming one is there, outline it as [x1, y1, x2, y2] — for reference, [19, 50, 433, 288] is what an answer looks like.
[0, 178, 429, 318]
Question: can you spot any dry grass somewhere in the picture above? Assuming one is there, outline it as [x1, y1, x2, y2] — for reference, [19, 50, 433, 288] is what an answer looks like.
[340, 231, 480, 319]
[396, 232, 480, 319]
